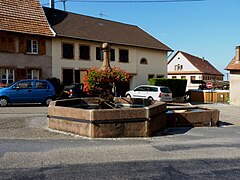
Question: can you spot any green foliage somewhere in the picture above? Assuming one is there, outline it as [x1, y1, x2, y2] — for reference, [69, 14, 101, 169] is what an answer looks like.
[149, 78, 187, 97]
[46, 77, 64, 98]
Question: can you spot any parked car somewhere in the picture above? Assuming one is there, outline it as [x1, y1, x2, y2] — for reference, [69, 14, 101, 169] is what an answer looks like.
[0, 80, 55, 107]
[60, 83, 85, 99]
[125, 85, 173, 102]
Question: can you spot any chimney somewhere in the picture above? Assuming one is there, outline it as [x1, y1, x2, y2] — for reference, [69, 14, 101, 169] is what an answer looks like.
[50, 0, 54, 9]
[236, 46, 240, 62]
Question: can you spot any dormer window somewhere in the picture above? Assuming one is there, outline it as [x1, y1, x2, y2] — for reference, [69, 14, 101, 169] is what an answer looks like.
[27, 40, 38, 54]
[174, 64, 183, 71]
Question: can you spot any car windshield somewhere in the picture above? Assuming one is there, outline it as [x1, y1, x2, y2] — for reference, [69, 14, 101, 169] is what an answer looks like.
[160, 87, 171, 93]
[6, 81, 18, 88]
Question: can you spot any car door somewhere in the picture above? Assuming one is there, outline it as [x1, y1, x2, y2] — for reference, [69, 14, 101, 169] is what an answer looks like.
[132, 86, 148, 98]
[8, 81, 34, 103]
[31, 81, 50, 103]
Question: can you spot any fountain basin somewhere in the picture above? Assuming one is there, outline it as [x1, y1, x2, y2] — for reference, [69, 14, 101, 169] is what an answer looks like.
[48, 97, 166, 138]
[166, 106, 219, 127]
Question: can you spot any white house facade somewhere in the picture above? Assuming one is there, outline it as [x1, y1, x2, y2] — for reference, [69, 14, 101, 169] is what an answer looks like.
[43, 7, 171, 90]
[168, 51, 223, 90]
[225, 46, 240, 106]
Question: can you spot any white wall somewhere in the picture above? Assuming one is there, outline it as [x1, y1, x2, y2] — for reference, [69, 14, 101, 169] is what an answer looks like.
[229, 72, 240, 106]
[52, 38, 168, 89]
[168, 52, 198, 72]
[168, 52, 202, 90]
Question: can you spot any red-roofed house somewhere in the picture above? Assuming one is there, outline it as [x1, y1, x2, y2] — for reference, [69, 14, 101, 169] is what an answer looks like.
[225, 46, 240, 105]
[0, 0, 54, 85]
[168, 51, 224, 90]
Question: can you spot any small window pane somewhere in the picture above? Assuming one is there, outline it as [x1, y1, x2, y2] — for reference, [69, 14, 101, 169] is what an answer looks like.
[119, 49, 129, 62]
[110, 49, 115, 61]
[96, 47, 103, 60]
[27, 40, 32, 52]
[80, 46, 90, 60]
[62, 44, 74, 59]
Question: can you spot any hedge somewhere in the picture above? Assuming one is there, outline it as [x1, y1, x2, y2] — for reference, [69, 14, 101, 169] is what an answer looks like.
[149, 78, 187, 98]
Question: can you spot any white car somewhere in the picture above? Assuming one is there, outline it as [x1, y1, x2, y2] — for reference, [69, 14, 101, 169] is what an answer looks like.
[125, 85, 173, 102]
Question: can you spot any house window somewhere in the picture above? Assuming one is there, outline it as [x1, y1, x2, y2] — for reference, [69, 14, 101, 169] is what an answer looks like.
[119, 49, 129, 62]
[181, 76, 186, 79]
[172, 76, 177, 79]
[27, 69, 39, 80]
[148, 74, 155, 80]
[27, 40, 38, 54]
[156, 75, 164, 78]
[110, 49, 115, 61]
[80, 45, 90, 60]
[190, 76, 195, 82]
[96, 47, 103, 60]
[62, 43, 74, 59]
[140, 58, 148, 65]
[36, 81, 48, 89]
[0, 68, 14, 84]
[174, 64, 183, 71]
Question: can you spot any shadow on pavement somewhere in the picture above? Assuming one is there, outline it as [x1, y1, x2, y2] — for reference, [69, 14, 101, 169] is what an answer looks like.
[218, 121, 234, 127]
[156, 127, 193, 136]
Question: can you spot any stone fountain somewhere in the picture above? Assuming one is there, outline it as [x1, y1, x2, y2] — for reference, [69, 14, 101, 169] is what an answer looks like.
[48, 43, 219, 138]
[48, 43, 167, 138]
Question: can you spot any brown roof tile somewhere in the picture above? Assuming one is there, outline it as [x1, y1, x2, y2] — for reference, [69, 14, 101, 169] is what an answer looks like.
[225, 57, 240, 70]
[0, 0, 54, 36]
[180, 51, 223, 76]
[43, 7, 171, 51]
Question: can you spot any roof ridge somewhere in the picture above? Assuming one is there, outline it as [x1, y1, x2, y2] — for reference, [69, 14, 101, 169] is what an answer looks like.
[42, 6, 138, 28]
[180, 51, 206, 61]
[179, 51, 223, 76]
[43, 6, 172, 51]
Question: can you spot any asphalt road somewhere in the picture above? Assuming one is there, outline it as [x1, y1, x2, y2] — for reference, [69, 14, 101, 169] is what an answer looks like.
[0, 103, 240, 179]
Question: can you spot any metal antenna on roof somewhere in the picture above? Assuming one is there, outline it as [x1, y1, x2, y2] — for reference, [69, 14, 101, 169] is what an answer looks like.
[61, 0, 67, 11]
[99, 12, 107, 18]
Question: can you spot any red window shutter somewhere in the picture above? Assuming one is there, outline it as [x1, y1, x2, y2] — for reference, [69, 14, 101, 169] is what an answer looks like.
[39, 69, 43, 79]
[19, 38, 26, 53]
[8, 37, 15, 52]
[39, 39, 46, 55]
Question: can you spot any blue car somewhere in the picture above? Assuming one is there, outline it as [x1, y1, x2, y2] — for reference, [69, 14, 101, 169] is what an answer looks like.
[0, 80, 55, 107]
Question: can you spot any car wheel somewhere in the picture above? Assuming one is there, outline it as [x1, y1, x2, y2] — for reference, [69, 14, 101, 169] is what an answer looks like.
[126, 94, 131, 98]
[0, 97, 8, 107]
[147, 97, 154, 101]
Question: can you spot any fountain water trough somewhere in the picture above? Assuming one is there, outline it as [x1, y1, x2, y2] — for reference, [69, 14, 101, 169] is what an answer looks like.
[48, 97, 167, 138]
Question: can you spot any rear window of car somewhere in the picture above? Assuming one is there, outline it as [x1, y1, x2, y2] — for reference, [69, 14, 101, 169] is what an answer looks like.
[36, 81, 48, 89]
[160, 87, 171, 93]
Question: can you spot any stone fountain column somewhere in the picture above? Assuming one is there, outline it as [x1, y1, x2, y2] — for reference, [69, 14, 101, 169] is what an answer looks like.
[100, 43, 111, 70]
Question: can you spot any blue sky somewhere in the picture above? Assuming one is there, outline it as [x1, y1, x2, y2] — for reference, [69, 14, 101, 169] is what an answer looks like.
[40, 0, 240, 79]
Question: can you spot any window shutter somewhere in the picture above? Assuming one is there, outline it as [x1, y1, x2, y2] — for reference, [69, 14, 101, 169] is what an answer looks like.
[8, 37, 15, 52]
[19, 38, 26, 53]
[39, 39, 46, 55]
[39, 69, 42, 79]
[17, 68, 27, 80]
[15, 68, 19, 81]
